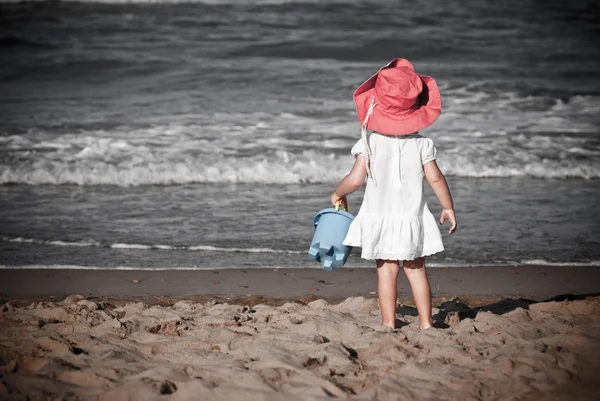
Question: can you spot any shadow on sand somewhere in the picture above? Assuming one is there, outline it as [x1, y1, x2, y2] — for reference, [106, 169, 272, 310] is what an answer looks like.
[393, 292, 600, 329]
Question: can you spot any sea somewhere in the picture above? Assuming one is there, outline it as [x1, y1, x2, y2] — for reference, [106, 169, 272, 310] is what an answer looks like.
[1, 0, 599, 270]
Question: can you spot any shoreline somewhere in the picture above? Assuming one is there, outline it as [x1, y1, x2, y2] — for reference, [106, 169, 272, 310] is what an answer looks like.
[3, 261, 600, 269]
[1, 265, 599, 302]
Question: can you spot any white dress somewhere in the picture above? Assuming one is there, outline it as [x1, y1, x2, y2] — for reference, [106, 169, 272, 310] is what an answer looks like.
[343, 133, 444, 261]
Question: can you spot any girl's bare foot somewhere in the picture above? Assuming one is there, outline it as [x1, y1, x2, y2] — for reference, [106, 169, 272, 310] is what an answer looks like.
[382, 321, 395, 330]
[419, 320, 433, 330]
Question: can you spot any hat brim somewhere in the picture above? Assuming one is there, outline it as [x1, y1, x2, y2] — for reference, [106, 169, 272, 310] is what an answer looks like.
[353, 60, 442, 136]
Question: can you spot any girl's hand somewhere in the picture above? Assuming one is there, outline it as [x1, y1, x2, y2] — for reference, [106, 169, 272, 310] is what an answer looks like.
[330, 191, 343, 206]
[440, 209, 457, 234]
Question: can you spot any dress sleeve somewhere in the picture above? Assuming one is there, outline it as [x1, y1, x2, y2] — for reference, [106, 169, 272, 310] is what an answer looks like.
[350, 139, 365, 157]
[421, 137, 437, 165]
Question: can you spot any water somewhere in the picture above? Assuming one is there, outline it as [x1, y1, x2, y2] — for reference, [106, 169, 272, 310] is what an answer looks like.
[1, 0, 599, 269]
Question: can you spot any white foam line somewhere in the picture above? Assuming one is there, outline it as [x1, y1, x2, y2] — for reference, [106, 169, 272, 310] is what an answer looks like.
[188, 245, 302, 254]
[111, 243, 152, 249]
[3, 237, 101, 247]
[2, 236, 302, 255]
[0, 0, 353, 4]
[520, 259, 600, 267]
[0, 265, 323, 271]
[49, 240, 99, 247]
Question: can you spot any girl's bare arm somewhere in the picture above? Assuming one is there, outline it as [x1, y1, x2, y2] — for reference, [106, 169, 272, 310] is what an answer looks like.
[423, 160, 457, 234]
[330, 155, 367, 205]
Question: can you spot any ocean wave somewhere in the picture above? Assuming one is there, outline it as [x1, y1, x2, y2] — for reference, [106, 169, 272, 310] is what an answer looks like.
[1, 236, 303, 254]
[1, 87, 599, 186]
[2, 159, 597, 185]
[1, 151, 598, 185]
[440, 157, 600, 180]
[0, 149, 348, 186]
[1, 131, 599, 185]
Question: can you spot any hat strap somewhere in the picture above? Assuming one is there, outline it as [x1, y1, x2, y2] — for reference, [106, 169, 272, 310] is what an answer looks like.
[361, 97, 378, 186]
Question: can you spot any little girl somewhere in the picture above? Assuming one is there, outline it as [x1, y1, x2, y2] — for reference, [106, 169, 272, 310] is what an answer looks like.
[331, 59, 457, 330]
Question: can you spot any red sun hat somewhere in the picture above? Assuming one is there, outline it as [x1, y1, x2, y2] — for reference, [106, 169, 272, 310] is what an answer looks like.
[353, 58, 442, 136]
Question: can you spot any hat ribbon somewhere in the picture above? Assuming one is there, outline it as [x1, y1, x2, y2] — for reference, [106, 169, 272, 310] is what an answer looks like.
[361, 96, 378, 186]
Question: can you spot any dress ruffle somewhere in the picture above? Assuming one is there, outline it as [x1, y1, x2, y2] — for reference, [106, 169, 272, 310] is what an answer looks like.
[343, 207, 444, 261]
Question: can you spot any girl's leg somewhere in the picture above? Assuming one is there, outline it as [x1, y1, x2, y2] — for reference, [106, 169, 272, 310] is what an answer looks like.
[376, 259, 400, 329]
[403, 257, 433, 330]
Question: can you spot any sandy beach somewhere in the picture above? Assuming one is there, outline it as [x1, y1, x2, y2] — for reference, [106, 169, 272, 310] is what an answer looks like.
[2, 0, 600, 400]
[1, 266, 599, 400]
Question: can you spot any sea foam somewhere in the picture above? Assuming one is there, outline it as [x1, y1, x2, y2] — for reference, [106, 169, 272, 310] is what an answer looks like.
[1, 139, 597, 186]
[1, 236, 302, 255]
[0, 0, 355, 4]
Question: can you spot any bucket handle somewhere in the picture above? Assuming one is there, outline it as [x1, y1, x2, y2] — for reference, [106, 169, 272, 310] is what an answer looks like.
[335, 197, 349, 212]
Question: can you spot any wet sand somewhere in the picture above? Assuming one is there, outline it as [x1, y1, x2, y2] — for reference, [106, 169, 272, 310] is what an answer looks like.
[1, 265, 599, 302]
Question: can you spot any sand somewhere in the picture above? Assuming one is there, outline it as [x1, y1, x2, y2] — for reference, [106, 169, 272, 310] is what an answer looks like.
[1, 266, 600, 400]
[0, 296, 599, 400]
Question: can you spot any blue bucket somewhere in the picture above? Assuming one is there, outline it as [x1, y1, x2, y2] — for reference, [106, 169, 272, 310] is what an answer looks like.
[308, 201, 354, 271]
